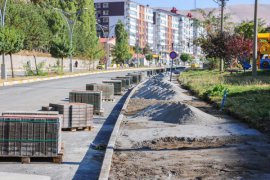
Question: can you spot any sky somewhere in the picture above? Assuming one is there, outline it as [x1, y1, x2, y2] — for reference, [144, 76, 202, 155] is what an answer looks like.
[133, 0, 270, 10]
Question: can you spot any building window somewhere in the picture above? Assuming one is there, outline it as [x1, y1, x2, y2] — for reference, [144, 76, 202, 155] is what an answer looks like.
[103, 10, 109, 16]
[103, 3, 109, 8]
[103, 17, 109, 23]
[95, 3, 101, 9]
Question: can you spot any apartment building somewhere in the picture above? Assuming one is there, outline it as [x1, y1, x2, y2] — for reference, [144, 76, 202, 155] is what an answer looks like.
[94, 0, 205, 60]
[94, 0, 155, 50]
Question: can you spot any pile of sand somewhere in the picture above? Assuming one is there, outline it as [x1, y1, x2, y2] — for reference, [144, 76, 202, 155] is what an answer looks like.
[132, 75, 191, 101]
[135, 101, 220, 125]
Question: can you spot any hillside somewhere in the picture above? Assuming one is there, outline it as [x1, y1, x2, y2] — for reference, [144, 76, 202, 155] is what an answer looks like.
[160, 4, 270, 25]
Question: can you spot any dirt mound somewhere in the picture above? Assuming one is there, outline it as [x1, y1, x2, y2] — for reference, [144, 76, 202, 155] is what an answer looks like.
[132, 136, 262, 150]
[132, 75, 191, 101]
[134, 102, 218, 124]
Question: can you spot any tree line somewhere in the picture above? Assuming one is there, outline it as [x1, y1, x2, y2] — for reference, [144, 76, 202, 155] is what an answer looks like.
[0, 0, 103, 77]
[195, 9, 270, 71]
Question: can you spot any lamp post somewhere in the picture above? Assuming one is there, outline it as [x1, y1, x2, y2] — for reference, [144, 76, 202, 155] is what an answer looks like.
[54, 8, 88, 73]
[0, 0, 8, 80]
[252, 0, 258, 77]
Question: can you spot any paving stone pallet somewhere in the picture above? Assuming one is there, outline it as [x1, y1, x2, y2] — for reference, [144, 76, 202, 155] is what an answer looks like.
[114, 77, 131, 89]
[102, 80, 123, 95]
[86, 83, 115, 101]
[0, 115, 62, 163]
[69, 91, 104, 115]
[111, 78, 128, 90]
[47, 103, 93, 129]
[126, 73, 140, 84]
[125, 76, 135, 85]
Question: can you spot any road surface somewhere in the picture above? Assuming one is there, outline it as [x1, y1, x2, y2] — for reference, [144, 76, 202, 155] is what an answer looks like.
[0, 70, 136, 179]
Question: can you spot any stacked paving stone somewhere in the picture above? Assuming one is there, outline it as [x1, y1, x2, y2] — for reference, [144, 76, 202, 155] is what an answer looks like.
[86, 83, 114, 100]
[113, 77, 131, 89]
[127, 73, 141, 84]
[102, 80, 123, 95]
[48, 103, 93, 129]
[0, 114, 62, 157]
[69, 91, 104, 115]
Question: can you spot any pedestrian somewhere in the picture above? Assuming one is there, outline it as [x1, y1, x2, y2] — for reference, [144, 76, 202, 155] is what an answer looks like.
[75, 61, 78, 68]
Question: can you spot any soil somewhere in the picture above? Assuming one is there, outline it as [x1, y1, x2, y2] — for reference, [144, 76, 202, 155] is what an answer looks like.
[109, 75, 270, 180]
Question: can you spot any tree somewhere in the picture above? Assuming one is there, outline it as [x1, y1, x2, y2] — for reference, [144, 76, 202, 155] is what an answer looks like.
[50, 40, 72, 72]
[6, 2, 52, 75]
[145, 54, 153, 61]
[180, 53, 191, 65]
[143, 44, 152, 55]
[195, 32, 230, 68]
[112, 20, 132, 64]
[234, 19, 266, 39]
[225, 35, 253, 70]
[0, 27, 24, 78]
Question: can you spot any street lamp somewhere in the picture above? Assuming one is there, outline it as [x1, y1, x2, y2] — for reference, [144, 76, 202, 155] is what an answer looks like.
[54, 8, 88, 73]
[0, 0, 8, 80]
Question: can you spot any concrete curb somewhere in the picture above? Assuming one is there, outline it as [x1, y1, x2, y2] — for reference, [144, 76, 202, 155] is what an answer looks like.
[0, 67, 162, 87]
[98, 80, 147, 180]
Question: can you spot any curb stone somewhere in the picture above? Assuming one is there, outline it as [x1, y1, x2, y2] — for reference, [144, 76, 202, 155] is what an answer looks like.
[98, 79, 147, 180]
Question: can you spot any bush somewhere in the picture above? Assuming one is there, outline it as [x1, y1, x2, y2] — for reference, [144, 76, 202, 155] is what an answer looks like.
[204, 84, 228, 97]
[23, 61, 48, 76]
[23, 61, 35, 76]
[203, 58, 219, 70]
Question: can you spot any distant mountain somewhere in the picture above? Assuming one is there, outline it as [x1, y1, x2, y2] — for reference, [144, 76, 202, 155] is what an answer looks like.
[160, 4, 270, 25]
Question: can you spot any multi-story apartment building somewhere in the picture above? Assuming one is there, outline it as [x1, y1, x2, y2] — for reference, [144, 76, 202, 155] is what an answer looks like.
[94, 0, 205, 61]
[94, 0, 155, 50]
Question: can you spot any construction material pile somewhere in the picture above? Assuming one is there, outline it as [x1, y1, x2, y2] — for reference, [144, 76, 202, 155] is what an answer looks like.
[0, 115, 62, 157]
[86, 83, 114, 100]
[69, 91, 103, 115]
[48, 103, 93, 129]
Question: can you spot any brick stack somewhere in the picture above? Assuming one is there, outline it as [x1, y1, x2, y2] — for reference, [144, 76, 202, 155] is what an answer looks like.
[0, 115, 62, 157]
[86, 83, 114, 100]
[114, 77, 131, 89]
[102, 80, 122, 95]
[69, 91, 103, 114]
[48, 103, 93, 129]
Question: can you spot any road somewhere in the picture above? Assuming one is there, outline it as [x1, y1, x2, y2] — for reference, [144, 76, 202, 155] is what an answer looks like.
[0, 71, 131, 112]
[0, 70, 136, 179]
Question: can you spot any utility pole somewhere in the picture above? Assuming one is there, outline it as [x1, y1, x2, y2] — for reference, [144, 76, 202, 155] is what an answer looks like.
[1, 0, 8, 80]
[213, 0, 228, 72]
[220, 0, 226, 72]
[252, 0, 258, 77]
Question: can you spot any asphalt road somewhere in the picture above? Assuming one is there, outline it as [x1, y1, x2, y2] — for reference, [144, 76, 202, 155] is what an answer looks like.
[0, 70, 132, 113]
[0, 70, 137, 179]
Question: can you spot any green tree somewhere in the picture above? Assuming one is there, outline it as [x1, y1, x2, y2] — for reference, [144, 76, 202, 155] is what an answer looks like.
[143, 44, 152, 55]
[234, 20, 266, 39]
[180, 53, 191, 65]
[50, 40, 72, 72]
[112, 20, 131, 64]
[0, 27, 24, 78]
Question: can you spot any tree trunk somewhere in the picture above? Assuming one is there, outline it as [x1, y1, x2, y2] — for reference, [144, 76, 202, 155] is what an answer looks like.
[89, 61, 91, 71]
[10, 53, 14, 78]
[220, 58, 224, 73]
[93, 60, 95, 70]
[34, 55, 38, 75]
[61, 57, 64, 72]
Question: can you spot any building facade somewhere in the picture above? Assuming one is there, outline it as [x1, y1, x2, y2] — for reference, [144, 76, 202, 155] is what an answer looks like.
[94, 0, 205, 61]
